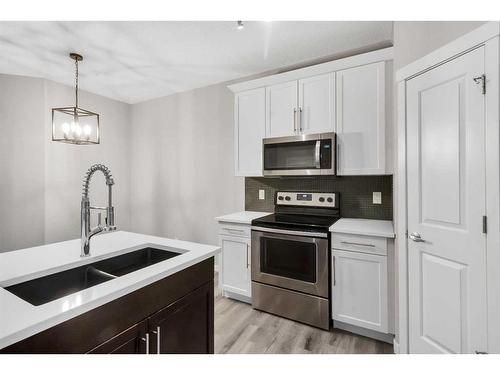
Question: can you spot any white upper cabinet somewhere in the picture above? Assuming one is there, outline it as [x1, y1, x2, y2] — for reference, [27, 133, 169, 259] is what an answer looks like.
[336, 61, 387, 175]
[298, 73, 335, 134]
[228, 48, 393, 177]
[265, 81, 298, 137]
[234, 88, 265, 176]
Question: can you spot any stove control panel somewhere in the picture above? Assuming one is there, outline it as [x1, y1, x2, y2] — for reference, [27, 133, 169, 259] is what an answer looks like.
[276, 192, 337, 208]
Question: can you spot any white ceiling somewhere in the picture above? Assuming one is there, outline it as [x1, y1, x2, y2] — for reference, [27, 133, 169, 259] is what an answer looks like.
[0, 21, 393, 104]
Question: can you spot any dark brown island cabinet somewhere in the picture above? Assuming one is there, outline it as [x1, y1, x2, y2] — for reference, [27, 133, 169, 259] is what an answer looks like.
[1, 258, 214, 354]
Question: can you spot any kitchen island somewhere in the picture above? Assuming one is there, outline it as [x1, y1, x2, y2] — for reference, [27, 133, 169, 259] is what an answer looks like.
[0, 231, 219, 353]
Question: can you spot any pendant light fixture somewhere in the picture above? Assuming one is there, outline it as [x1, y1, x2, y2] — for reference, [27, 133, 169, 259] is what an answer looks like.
[52, 53, 100, 144]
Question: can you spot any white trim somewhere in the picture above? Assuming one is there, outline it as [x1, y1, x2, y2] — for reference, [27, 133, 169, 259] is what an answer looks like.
[396, 24, 500, 354]
[396, 79, 409, 354]
[485, 36, 500, 354]
[228, 47, 393, 93]
[396, 22, 500, 82]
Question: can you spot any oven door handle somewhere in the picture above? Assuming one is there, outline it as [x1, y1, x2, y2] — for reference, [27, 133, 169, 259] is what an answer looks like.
[314, 140, 321, 168]
[251, 226, 328, 238]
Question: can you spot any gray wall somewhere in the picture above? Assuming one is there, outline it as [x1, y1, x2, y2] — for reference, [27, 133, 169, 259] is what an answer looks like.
[129, 83, 244, 247]
[0, 74, 132, 252]
[393, 21, 486, 70]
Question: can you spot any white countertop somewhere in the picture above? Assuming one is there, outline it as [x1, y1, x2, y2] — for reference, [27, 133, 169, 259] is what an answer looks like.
[215, 211, 271, 225]
[329, 218, 395, 238]
[0, 231, 220, 350]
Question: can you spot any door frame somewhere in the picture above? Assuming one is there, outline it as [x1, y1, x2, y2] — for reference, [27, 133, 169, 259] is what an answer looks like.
[395, 21, 500, 354]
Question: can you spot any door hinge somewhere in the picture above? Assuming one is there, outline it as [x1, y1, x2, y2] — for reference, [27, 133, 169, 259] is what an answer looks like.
[473, 74, 486, 94]
[483, 215, 487, 234]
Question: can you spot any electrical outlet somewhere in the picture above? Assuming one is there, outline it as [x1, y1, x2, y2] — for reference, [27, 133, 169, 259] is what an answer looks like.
[373, 192, 382, 204]
[259, 189, 265, 200]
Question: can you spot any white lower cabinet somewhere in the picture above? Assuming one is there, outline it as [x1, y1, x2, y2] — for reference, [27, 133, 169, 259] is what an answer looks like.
[219, 231, 252, 302]
[332, 249, 389, 334]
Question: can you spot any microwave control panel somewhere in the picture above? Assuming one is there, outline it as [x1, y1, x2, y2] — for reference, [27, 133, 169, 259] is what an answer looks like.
[276, 191, 337, 208]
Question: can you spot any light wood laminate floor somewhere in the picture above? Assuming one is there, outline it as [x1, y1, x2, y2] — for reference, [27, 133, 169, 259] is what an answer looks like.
[214, 290, 393, 354]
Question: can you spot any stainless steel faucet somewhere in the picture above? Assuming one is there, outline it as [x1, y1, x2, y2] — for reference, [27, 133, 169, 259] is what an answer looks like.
[81, 164, 116, 257]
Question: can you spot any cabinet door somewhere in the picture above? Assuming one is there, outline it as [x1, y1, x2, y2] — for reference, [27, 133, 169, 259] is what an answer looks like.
[234, 88, 265, 176]
[266, 81, 298, 137]
[220, 234, 251, 297]
[148, 281, 214, 354]
[87, 320, 148, 354]
[298, 73, 335, 134]
[332, 249, 388, 333]
[336, 62, 386, 175]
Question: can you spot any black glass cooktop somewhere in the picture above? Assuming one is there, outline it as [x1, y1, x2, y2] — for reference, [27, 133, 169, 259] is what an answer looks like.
[252, 213, 340, 232]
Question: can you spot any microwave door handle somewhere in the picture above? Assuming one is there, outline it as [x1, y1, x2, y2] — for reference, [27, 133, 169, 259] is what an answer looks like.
[314, 140, 321, 168]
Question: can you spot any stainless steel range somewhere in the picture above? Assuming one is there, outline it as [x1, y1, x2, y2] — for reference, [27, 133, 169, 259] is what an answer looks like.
[251, 191, 339, 330]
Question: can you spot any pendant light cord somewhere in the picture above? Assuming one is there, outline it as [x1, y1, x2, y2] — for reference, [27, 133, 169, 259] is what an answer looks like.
[75, 57, 79, 108]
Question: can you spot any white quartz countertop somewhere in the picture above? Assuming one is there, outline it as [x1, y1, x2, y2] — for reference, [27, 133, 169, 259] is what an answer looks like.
[329, 218, 395, 238]
[0, 231, 220, 350]
[215, 211, 271, 225]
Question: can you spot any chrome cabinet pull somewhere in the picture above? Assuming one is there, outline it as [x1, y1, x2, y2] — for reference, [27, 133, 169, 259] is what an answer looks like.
[298, 106, 303, 132]
[246, 244, 249, 268]
[340, 241, 375, 247]
[333, 256, 336, 286]
[409, 232, 425, 243]
[141, 333, 150, 354]
[152, 326, 161, 354]
[293, 108, 297, 133]
[226, 228, 245, 233]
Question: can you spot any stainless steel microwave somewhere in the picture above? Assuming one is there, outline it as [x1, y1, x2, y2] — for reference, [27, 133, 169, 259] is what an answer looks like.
[262, 132, 336, 176]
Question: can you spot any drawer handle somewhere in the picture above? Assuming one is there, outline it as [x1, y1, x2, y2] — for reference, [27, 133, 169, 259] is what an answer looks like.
[340, 241, 375, 248]
[226, 228, 245, 233]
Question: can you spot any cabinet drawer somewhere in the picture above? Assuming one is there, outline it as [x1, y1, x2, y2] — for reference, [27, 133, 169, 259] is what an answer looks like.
[219, 223, 251, 238]
[331, 232, 387, 256]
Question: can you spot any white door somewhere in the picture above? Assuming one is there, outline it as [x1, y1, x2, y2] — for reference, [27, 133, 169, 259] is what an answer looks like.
[336, 62, 386, 175]
[220, 235, 251, 297]
[234, 88, 265, 176]
[407, 46, 487, 354]
[332, 249, 388, 333]
[298, 73, 335, 134]
[266, 81, 298, 137]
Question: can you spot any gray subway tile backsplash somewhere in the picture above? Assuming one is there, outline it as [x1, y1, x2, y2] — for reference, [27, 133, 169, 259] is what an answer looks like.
[245, 175, 393, 220]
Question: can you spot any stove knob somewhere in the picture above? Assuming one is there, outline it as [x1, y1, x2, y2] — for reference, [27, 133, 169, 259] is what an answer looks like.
[285, 196, 291, 201]
[319, 197, 325, 202]
[278, 196, 284, 201]
[327, 197, 333, 203]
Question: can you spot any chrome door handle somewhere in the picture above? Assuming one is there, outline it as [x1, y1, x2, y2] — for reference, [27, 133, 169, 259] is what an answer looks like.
[293, 108, 297, 133]
[409, 232, 425, 242]
[152, 326, 161, 354]
[141, 333, 150, 354]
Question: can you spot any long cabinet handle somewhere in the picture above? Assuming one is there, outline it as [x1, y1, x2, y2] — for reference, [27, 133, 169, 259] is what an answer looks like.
[298, 106, 303, 132]
[226, 228, 245, 233]
[293, 108, 297, 133]
[340, 241, 375, 247]
[141, 333, 150, 354]
[246, 244, 249, 268]
[152, 326, 161, 354]
[333, 256, 336, 286]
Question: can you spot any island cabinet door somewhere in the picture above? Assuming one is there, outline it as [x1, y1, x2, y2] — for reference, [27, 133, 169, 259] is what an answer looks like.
[148, 281, 214, 354]
[87, 320, 148, 354]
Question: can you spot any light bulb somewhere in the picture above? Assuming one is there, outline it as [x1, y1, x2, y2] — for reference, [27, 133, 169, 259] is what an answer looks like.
[83, 125, 92, 136]
[61, 122, 70, 135]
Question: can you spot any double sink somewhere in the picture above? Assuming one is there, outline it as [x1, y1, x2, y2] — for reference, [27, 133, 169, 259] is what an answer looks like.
[5, 247, 180, 306]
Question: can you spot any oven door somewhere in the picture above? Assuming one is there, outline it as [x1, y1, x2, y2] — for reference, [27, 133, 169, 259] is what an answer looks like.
[251, 227, 329, 298]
